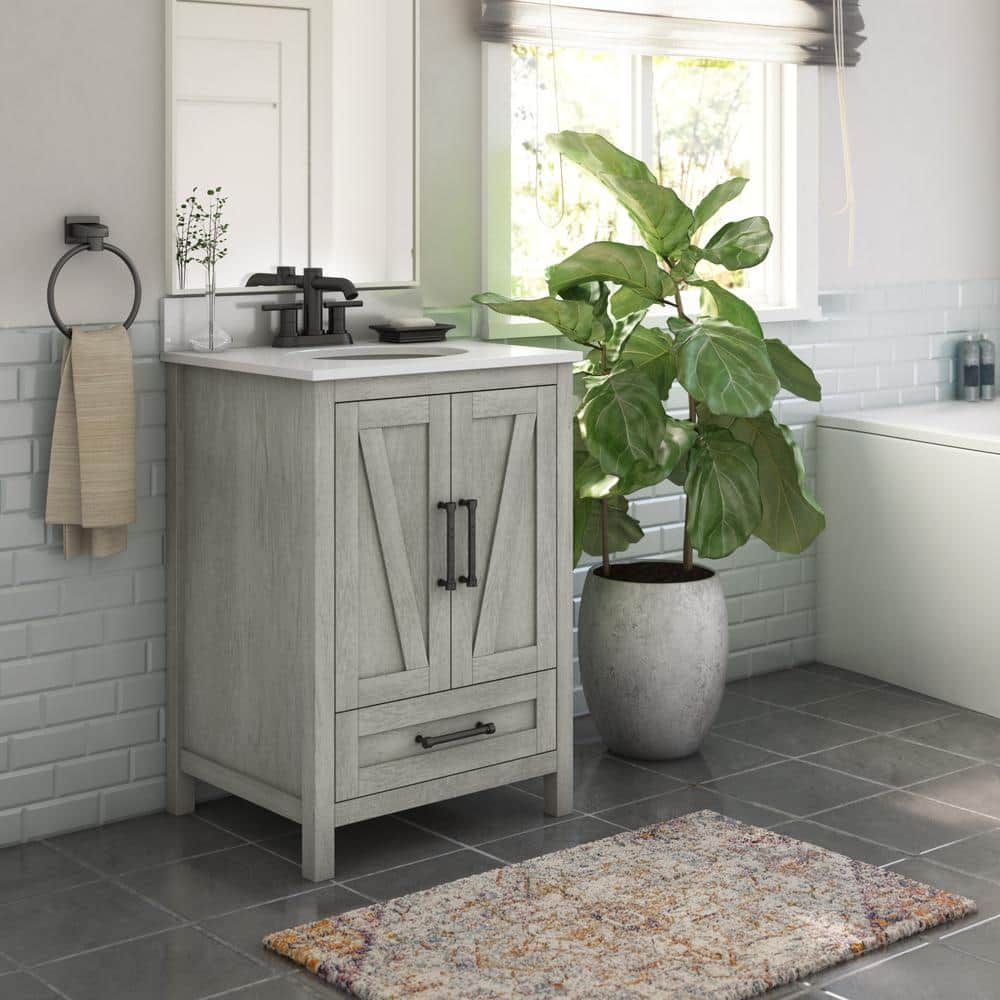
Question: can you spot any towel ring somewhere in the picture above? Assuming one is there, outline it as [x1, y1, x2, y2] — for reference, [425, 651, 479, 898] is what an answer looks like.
[47, 216, 142, 340]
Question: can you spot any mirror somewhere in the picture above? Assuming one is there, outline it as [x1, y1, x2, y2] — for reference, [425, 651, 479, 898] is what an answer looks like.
[167, 0, 417, 293]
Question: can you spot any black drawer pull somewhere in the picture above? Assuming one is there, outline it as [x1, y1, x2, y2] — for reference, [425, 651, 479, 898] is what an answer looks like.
[458, 498, 478, 587]
[437, 501, 457, 590]
[415, 721, 496, 750]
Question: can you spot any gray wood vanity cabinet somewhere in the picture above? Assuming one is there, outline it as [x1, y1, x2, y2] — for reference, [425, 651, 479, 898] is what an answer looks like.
[165, 351, 575, 880]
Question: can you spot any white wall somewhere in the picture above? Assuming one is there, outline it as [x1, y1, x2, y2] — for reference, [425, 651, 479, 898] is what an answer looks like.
[817, 0, 1000, 289]
[418, 0, 483, 309]
[0, 0, 164, 329]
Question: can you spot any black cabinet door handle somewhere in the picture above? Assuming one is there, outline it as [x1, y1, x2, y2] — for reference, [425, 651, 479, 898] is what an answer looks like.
[437, 501, 456, 590]
[458, 498, 478, 587]
[415, 721, 496, 750]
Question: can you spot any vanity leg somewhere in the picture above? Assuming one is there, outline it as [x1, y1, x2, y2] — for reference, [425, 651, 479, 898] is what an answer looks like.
[545, 366, 574, 819]
[543, 758, 574, 817]
[166, 368, 195, 817]
[302, 817, 336, 882]
[302, 393, 338, 881]
[302, 667, 336, 879]
[167, 761, 196, 815]
[166, 640, 194, 815]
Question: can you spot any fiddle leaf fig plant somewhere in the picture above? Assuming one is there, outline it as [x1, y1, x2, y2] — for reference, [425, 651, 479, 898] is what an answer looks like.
[474, 130, 825, 575]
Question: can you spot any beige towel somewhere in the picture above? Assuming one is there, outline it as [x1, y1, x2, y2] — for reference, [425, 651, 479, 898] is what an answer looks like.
[45, 326, 136, 558]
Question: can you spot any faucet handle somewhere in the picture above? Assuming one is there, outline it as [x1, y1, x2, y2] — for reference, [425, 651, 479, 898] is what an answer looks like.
[323, 298, 363, 345]
[262, 302, 303, 340]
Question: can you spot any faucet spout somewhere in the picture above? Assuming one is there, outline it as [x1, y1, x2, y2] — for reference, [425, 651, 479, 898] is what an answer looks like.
[246, 266, 299, 287]
[246, 272, 280, 286]
[313, 276, 359, 300]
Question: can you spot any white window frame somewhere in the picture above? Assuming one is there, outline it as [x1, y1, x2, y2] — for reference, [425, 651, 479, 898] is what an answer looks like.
[480, 43, 819, 339]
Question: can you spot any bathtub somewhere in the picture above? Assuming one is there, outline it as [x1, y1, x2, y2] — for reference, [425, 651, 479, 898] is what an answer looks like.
[817, 401, 1000, 717]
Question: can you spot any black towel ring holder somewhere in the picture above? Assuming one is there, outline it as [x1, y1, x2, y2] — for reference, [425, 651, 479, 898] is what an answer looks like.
[47, 216, 142, 340]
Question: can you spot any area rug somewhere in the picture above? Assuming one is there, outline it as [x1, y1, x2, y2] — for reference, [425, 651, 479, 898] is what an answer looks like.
[264, 810, 975, 999]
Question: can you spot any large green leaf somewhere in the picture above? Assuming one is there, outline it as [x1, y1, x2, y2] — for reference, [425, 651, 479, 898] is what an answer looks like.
[674, 318, 780, 417]
[574, 495, 644, 564]
[691, 177, 748, 234]
[604, 286, 651, 360]
[472, 292, 596, 345]
[558, 280, 609, 308]
[617, 325, 676, 398]
[703, 217, 773, 270]
[560, 280, 614, 342]
[609, 285, 657, 319]
[549, 131, 694, 259]
[575, 452, 619, 500]
[577, 369, 668, 479]
[693, 279, 764, 339]
[686, 428, 762, 559]
[548, 130, 654, 184]
[546, 242, 675, 303]
[765, 339, 822, 402]
[667, 245, 704, 282]
[615, 416, 697, 495]
[725, 412, 825, 554]
[599, 175, 694, 258]
[702, 410, 825, 553]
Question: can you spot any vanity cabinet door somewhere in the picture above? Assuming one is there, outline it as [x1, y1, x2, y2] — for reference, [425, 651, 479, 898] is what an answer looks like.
[335, 396, 451, 711]
[450, 387, 558, 687]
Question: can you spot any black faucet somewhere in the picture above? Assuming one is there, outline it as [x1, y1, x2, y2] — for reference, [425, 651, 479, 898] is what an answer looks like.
[246, 267, 362, 348]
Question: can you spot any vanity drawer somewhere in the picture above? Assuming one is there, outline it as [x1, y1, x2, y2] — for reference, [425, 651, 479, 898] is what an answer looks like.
[335, 671, 556, 802]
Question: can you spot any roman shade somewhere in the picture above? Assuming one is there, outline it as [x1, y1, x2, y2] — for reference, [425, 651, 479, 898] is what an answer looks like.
[481, 1, 865, 66]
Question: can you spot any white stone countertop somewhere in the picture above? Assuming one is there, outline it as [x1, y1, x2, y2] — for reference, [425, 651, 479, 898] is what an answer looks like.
[161, 339, 581, 382]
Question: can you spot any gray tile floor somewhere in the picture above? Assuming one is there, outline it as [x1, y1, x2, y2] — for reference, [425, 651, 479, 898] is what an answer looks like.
[3, 663, 1000, 999]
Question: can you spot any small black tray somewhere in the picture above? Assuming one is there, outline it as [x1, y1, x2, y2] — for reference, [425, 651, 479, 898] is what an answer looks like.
[371, 323, 454, 344]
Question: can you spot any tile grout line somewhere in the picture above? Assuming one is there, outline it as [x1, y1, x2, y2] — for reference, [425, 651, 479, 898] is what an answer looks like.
[939, 936, 1000, 967]
[938, 910, 1000, 940]
[28, 835, 295, 984]
[812, 939, 932, 989]
[890, 731, 998, 765]
[22, 968, 76, 1000]
[196, 970, 306, 1000]
[393, 814, 510, 869]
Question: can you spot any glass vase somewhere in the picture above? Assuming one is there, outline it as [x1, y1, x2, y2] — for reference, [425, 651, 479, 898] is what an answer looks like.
[188, 264, 232, 352]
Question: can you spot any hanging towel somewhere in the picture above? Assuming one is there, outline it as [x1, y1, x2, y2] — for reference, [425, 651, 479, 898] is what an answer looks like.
[45, 326, 136, 558]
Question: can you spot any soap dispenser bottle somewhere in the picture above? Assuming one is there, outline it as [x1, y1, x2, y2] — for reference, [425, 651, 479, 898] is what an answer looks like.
[961, 335, 981, 401]
[980, 334, 995, 401]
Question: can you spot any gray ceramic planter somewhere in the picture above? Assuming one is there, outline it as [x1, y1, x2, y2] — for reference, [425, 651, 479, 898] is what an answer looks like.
[578, 563, 728, 760]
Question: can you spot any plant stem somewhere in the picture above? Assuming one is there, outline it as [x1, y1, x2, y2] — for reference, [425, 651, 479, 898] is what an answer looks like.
[597, 342, 612, 577]
[672, 284, 697, 573]
[600, 498, 610, 577]
[682, 392, 696, 573]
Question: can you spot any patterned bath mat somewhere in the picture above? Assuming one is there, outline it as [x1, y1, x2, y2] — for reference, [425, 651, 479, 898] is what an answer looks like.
[264, 810, 975, 999]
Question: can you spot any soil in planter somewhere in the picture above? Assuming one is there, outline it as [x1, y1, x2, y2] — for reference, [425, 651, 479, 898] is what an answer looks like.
[596, 562, 714, 584]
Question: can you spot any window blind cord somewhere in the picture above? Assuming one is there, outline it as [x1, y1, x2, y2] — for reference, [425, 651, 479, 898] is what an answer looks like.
[534, 0, 566, 227]
[833, 0, 856, 264]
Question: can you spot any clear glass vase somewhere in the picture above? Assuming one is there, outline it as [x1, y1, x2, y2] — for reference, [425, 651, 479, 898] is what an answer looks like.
[188, 264, 232, 352]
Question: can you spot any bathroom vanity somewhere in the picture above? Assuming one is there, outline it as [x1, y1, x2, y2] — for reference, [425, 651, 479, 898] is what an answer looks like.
[164, 342, 577, 879]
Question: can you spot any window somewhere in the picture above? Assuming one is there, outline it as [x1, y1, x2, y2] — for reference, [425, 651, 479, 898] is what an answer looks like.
[483, 43, 818, 336]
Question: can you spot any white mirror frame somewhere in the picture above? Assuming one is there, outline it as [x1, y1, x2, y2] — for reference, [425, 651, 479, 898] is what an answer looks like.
[164, 0, 420, 296]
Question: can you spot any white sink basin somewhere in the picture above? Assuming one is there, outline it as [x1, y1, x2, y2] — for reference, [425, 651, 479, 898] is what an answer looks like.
[310, 345, 467, 361]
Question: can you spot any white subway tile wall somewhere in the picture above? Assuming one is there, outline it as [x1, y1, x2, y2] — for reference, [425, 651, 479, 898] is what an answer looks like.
[0, 322, 165, 846]
[0, 279, 994, 844]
